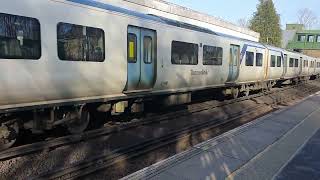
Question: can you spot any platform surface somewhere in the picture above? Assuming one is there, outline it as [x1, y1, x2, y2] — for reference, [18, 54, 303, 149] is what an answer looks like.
[121, 93, 320, 180]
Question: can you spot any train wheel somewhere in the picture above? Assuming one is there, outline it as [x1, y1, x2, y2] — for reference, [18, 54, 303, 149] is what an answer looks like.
[231, 88, 239, 99]
[0, 122, 19, 151]
[67, 106, 90, 134]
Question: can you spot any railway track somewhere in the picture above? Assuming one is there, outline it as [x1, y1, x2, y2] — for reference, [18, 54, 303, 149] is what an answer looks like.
[25, 81, 320, 180]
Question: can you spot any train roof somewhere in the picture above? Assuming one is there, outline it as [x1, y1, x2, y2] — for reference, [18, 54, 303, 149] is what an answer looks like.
[66, 0, 263, 42]
[66, 0, 218, 35]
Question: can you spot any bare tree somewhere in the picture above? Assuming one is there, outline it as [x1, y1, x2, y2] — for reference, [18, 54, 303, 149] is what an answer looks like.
[237, 18, 250, 28]
[297, 8, 319, 29]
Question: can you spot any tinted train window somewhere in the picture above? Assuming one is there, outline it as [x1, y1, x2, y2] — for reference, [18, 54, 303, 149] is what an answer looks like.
[270, 55, 276, 67]
[143, 36, 152, 64]
[171, 41, 198, 65]
[295, 59, 299, 67]
[289, 58, 294, 67]
[128, 33, 137, 63]
[203, 45, 223, 65]
[245, 51, 254, 66]
[256, 53, 263, 67]
[57, 22, 105, 62]
[277, 56, 281, 67]
[0, 13, 41, 59]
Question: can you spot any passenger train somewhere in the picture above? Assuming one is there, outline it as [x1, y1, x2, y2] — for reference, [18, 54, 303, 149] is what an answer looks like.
[0, 0, 319, 149]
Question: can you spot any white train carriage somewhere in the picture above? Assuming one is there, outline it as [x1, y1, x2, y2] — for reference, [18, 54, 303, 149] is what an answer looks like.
[265, 46, 284, 81]
[0, 0, 319, 149]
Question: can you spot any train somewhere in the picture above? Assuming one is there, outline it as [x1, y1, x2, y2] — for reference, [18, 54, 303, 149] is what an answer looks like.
[0, 0, 319, 149]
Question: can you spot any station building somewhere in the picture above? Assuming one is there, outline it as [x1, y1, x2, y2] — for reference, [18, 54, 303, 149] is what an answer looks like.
[283, 24, 320, 57]
[99, 0, 260, 42]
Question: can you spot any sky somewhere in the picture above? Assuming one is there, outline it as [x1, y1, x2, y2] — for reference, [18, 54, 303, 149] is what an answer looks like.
[166, 0, 320, 28]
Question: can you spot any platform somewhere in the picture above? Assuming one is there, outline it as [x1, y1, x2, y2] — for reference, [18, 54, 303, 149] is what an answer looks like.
[121, 92, 320, 180]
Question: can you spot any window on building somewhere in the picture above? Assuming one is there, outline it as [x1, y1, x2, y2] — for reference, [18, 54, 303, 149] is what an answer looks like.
[245, 51, 254, 66]
[298, 35, 306, 42]
[277, 56, 281, 67]
[289, 58, 294, 67]
[270, 55, 276, 67]
[143, 36, 152, 64]
[307, 35, 315, 42]
[256, 53, 263, 67]
[171, 41, 198, 65]
[127, 33, 137, 63]
[295, 59, 299, 67]
[0, 13, 41, 59]
[203, 45, 223, 65]
[57, 22, 105, 62]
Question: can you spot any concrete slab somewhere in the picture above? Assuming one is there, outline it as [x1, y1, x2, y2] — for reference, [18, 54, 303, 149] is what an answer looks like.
[152, 150, 243, 180]
[227, 107, 320, 180]
[275, 130, 320, 180]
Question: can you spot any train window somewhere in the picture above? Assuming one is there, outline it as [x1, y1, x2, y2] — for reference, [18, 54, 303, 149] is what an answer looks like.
[270, 55, 276, 67]
[256, 53, 263, 67]
[203, 45, 223, 65]
[277, 56, 281, 67]
[294, 59, 299, 67]
[289, 58, 294, 67]
[171, 41, 198, 65]
[128, 33, 137, 63]
[0, 13, 41, 59]
[304, 60, 308, 67]
[308, 35, 314, 42]
[57, 22, 105, 62]
[298, 35, 306, 42]
[143, 36, 152, 64]
[317, 36, 320, 43]
[245, 51, 254, 66]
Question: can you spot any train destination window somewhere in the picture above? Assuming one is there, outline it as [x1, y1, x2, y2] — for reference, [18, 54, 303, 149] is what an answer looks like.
[57, 22, 105, 62]
[0, 13, 41, 59]
[277, 56, 281, 67]
[203, 45, 223, 65]
[245, 51, 254, 66]
[270, 55, 276, 67]
[289, 58, 294, 67]
[128, 33, 137, 63]
[143, 36, 152, 64]
[171, 41, 198, 65]
[256, 53, 263, 67]
[295, 59, 299, 67]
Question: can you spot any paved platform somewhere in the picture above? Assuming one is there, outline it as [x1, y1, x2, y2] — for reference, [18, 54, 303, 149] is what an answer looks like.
[121, 92, 320, 180]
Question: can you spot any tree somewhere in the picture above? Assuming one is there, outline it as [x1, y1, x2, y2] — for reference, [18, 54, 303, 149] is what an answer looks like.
[237, 18, 250, 28]
[297, 8, 318, 29]
[249, 0, 282, 47]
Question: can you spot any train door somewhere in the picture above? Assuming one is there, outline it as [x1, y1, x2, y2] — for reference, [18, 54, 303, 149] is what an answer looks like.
[282, 54, 288, 77]
[126, 26, 157, 92]
[299, 57, 303, 75]
[227, 44, 240, 82]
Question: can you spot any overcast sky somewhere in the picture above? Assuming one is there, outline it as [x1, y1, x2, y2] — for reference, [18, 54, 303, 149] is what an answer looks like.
[167, 0, 320, 28]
